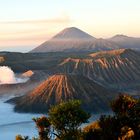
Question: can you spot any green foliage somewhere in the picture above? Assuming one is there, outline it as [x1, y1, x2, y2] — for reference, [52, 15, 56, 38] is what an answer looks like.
[16, 95, 140, 140]
[111, 94, 137, 116]
[33, 116, 50, 130]
[48, 100, 90, 139]
[33, 116, 50, 140]
[83, 94, 140, 140]
[110, 94, 140, 139]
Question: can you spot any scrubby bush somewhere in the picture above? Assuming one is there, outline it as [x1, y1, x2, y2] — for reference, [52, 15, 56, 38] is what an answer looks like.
[16, 100, 90, 140]
[16, 95, 140, 140]
[84, 94, 139, 140]
[48, 100, 90, 140]
[33, 116, 50, 140]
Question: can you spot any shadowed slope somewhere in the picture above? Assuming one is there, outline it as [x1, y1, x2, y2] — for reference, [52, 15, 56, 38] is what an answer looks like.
[8, 74, 114, 113]
[109, 35, 140, 49]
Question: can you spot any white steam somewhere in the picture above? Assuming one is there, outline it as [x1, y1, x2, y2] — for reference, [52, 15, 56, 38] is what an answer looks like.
[0, 66, 28, 85]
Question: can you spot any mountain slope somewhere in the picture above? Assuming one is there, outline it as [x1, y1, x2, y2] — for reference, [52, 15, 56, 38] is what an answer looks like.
[55, 49, 140, 90]
[8, 74, 114, 113]
[52, 27, 94, 39]
[109, 35, 140, 49]
[30, 27, 119, 52]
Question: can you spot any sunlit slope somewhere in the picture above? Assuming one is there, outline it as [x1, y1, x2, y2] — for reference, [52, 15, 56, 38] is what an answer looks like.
[8, 74, 114, 113]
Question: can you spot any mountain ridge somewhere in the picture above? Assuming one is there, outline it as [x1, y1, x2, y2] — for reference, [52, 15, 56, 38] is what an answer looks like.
[54, 49, 140, 90]
[30, 27, 120, 52]
[109, 35, 140, 49]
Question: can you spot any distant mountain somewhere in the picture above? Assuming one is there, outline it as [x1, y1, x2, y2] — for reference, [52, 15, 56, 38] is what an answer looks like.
[52, 27, 94, 39]
[8, 74, 114, 113]
[55, 49, 140, 90]
[30, 27, 119, 52]
[90, 38, 120, 51]
[109, 35, 140, 49]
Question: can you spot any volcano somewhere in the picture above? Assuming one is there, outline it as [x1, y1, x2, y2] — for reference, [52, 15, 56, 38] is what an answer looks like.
[31, 27, 119, 52]
[8, 74, 114, 113]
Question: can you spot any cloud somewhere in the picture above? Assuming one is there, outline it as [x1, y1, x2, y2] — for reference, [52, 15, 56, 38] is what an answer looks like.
[0, 15, 73, 49]
[0, 16, 72, 25]
[0, 15, 72, 36]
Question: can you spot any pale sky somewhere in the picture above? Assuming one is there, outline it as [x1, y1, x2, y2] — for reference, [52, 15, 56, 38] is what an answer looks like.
[0, 0, 140, 52]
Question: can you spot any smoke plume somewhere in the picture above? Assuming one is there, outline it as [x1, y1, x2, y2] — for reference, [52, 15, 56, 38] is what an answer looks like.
[0, 66, 28, 84]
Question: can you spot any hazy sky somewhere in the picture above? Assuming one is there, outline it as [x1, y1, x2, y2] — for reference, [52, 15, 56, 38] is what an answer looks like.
[0, 0, 140, 52]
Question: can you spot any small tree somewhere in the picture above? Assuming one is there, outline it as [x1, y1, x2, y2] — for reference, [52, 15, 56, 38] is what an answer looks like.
[48, 100, 90, 140]
[110, 94, 139, 139]
[84, 94, 137, 140]
[33, 116, 50, 140]
[111, 94, 137, 117]
[127, 99, 140, 139]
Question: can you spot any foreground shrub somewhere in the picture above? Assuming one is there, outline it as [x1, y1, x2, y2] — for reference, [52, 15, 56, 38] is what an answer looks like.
[33, 116, 50, 140]
[16, 95, 140, 140]
[48, 100, 90, 139]
[84, 94, 140, 140]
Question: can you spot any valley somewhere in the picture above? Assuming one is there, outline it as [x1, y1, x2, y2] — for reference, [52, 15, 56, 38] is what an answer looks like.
[1, 48, 140, 114]
[0, 27, 140, 139]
